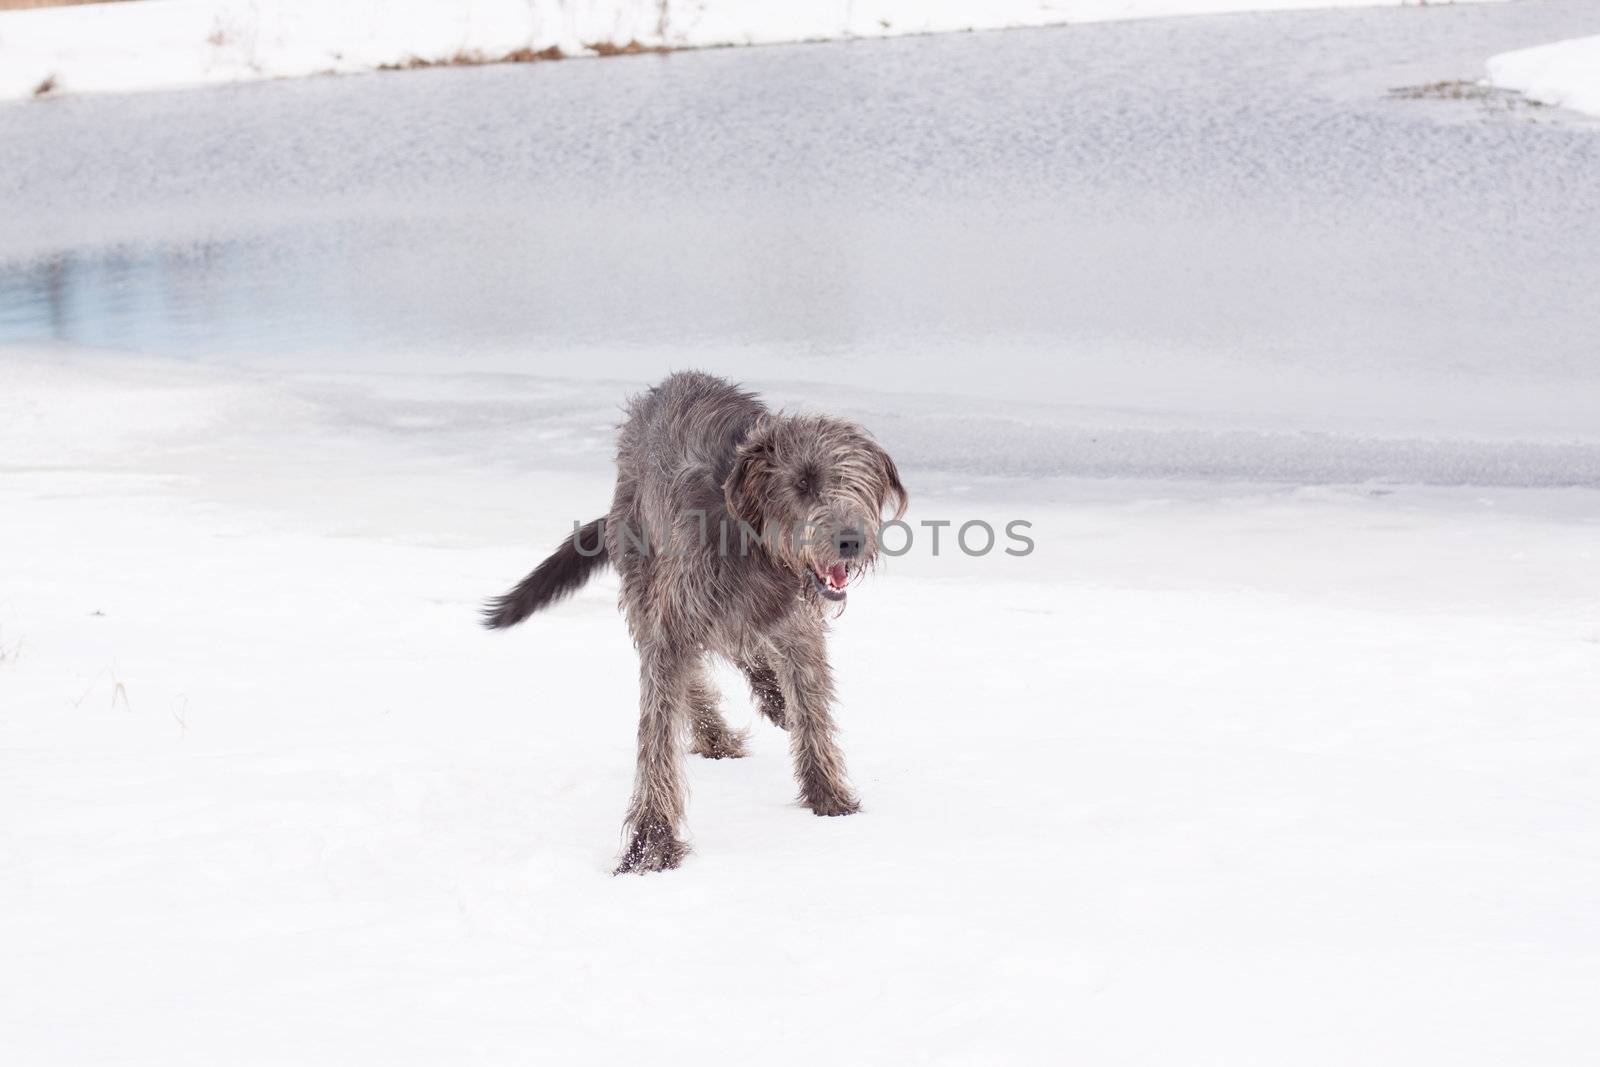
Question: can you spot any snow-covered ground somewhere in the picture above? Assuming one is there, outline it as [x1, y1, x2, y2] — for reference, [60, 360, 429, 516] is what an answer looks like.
[1487, 34, 1600, 117]
[3, 346, 1599, 1063]
[0, 0, 1501, 101]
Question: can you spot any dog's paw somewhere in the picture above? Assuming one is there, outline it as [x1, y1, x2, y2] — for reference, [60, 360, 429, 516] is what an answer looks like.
[806, 792, 861, 818]
[614, 826, 689, 875]
[690, 729, 749, 760]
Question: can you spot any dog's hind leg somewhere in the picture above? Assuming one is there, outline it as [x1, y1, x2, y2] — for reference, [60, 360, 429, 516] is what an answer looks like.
[740, 656, 787, 730]
[616, 638, 693, 874]
[687, 660, 748, 760]
[769, 621, 860, 817]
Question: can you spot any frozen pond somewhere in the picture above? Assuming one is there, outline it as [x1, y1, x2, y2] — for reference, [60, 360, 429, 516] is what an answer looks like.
[2, 0, 1599, 484]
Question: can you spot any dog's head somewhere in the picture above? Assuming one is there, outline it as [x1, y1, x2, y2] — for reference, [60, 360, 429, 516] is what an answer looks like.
[724, 413, 908, 605]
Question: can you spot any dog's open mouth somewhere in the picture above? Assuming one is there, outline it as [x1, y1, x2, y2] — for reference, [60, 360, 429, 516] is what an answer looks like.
[808, 561, 851, 602]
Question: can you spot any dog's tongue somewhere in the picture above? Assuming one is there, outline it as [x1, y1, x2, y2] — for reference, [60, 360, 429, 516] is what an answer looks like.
[829, 563, 849, 588]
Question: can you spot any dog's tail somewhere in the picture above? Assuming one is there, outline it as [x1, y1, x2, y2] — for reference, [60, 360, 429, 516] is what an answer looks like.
[481, 518, 608, 630]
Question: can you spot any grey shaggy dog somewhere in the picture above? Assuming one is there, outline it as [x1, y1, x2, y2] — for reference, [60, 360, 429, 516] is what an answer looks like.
[483, 371, 907, 874]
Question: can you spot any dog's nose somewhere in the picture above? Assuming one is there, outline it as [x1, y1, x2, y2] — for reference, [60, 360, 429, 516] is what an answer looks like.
[836, 531, 863, 559]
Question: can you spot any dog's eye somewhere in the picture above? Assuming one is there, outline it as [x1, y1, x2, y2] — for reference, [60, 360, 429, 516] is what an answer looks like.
[795, 478, 811, 495]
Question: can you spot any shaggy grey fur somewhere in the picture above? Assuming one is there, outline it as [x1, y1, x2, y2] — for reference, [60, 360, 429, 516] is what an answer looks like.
[484, 372, 907, 874]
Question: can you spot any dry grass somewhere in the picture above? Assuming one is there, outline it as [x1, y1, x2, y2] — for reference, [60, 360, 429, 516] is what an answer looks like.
[375, 39, 675, 72]
[377, 45, 559, 71]
[1390, 80, 1490, 101]
[33, 73, 56, 96]
[502, 44, 568, 63]
[1389, 79, 1547, 109]
[586, 39, 670, 57]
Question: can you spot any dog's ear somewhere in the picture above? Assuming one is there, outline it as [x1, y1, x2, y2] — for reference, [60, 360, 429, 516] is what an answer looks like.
[874, 442, 909, 520]
[724, 421, 775, 530]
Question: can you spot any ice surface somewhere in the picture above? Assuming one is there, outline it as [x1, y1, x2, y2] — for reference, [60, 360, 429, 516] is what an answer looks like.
[3, 2, 1598, 486]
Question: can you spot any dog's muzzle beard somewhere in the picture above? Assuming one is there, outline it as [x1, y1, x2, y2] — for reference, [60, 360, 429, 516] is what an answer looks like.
[777, 520, 869, 604]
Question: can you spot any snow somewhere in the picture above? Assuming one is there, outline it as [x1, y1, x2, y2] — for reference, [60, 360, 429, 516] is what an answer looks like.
[1487, 34, 1600, 118]
[4, 345, 1600, 1063]
[0, 0, 1500, 101]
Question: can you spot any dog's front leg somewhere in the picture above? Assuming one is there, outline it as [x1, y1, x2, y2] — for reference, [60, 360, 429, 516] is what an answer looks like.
[771, 621, 860, 817]
[615, 640, 692, 874]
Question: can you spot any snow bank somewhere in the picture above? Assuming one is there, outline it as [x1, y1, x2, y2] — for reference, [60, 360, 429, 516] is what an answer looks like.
[1486, 34, 1600, 118]
[1, 0, 1498, 102]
